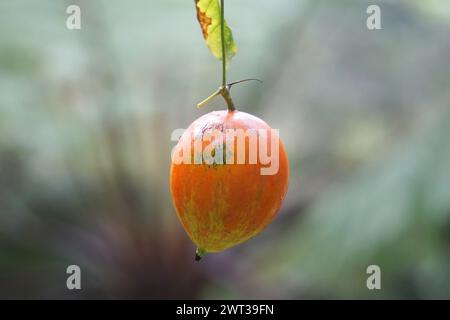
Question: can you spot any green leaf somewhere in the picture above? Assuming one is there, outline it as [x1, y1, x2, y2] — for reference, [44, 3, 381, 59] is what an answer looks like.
[195, 0, 237, 65]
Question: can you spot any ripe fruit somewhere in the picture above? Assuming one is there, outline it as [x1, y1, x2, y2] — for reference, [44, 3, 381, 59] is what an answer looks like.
[176, 0, 290, 260]
[170, 109, 289, 260]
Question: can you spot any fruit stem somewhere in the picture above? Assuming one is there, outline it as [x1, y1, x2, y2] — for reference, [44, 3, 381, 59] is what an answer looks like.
[195, 247, 207, 262]
[219, 0, 235, 112]
[197, 0, 243, 112]
[220, 0, 226, 88]
[220, 85, 235, 112]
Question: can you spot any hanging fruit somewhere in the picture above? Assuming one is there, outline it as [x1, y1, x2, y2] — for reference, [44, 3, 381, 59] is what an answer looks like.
[170, 0, 289, 260]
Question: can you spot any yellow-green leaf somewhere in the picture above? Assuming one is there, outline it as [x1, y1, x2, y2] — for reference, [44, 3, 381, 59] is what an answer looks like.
[195, 0, 237, 65]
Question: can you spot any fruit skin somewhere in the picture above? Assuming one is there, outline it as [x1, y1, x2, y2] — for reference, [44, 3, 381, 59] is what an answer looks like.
[170, 110, 289, 254]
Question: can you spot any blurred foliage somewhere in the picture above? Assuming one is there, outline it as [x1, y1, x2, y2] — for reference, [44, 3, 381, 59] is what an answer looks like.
[253, 111, 450, 299]
[0, 0, 449, 299]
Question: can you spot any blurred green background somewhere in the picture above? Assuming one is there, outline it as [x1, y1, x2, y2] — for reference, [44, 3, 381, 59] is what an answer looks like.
[1, 0, 450, 299]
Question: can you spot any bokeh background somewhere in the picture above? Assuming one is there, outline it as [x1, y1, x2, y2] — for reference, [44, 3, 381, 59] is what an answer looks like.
[1, 0, 450, 299]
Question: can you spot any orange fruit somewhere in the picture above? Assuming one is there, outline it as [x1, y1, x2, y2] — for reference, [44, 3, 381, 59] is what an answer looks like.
[170, 110, 289, 260]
